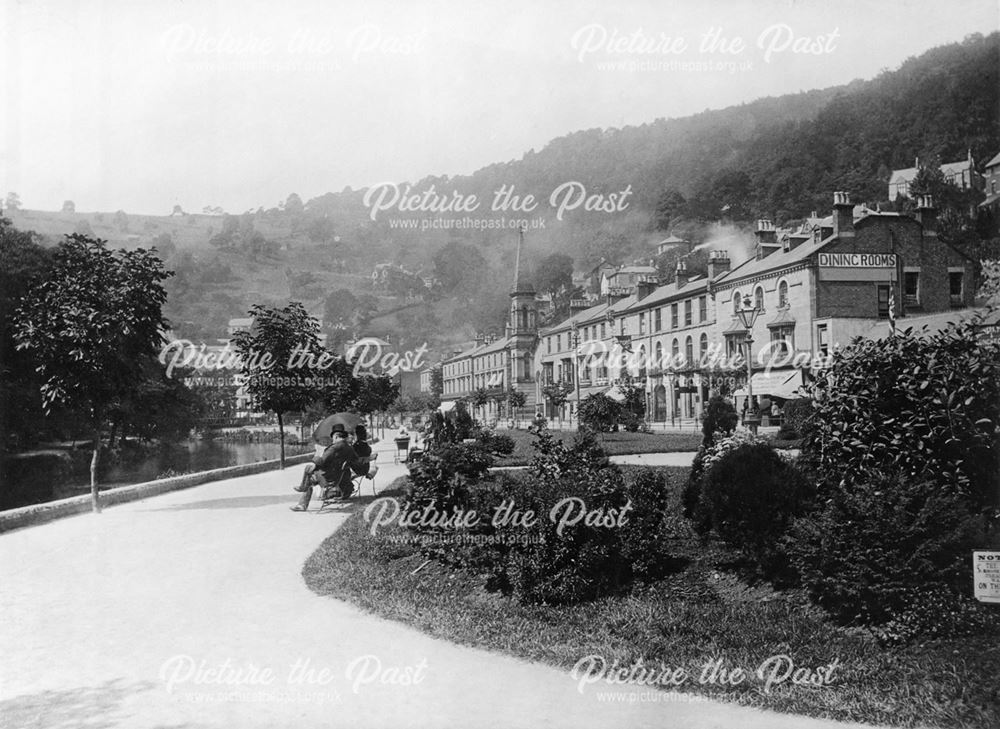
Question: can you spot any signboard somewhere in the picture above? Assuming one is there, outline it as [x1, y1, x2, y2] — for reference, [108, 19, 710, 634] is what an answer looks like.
[817, 252, 898, 282]
[818, 253, 896, 267]
[973, 551, 1000, 604]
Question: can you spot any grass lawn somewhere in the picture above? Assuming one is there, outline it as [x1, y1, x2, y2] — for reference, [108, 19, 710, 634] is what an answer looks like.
[493, 429, 704, 466]
[303, 468, 1000, 729]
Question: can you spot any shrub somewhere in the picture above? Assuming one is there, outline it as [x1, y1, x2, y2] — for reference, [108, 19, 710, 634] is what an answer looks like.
[697, 441, 811, 575]
[787, 472, 987, 626]
[776, 422, 799, 440]
[701, 394, 738, 445]
[578, 393, 622, 432]
[405, 440, 495, 514]
[803, 319, 1000, 507]
[619, 469, 679, 582]
[781, 398, 814, 435]
[870, 585, 999, 646]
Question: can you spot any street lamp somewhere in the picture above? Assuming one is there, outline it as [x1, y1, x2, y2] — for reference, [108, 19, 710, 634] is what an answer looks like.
[735, 294, 763, 430]
[570, 321, 581, 429]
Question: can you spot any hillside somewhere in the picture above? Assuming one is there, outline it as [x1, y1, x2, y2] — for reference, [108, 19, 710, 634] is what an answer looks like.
[7, 32, 997, 349]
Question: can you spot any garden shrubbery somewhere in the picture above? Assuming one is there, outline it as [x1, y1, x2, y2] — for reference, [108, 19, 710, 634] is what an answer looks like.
[691, 438, 811, 576]
[402, 425, 679, 604]
[789, 320, 1000, 634]
[788, 472, 985, 626]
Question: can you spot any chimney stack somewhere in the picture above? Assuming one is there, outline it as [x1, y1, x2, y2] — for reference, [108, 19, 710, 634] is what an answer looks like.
[675, 259, 691, 288]
[707, 250, 731, 280]
[636, 275, 657, 300]
[832, 191, 854, 237]
[754, 219, 781, 258]
[915, 194, 937, 235]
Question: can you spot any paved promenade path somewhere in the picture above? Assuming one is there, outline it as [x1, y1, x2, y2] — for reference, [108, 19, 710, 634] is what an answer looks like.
[1, 440, 867, 729]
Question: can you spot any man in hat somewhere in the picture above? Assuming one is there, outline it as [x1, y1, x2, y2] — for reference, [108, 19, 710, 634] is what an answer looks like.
[291, 423, 372, 511]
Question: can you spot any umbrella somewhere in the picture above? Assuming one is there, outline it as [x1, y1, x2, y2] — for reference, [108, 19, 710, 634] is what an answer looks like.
[312, 412, 364, 444]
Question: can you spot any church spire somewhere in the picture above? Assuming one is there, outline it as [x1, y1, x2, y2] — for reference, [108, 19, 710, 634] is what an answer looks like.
[511, 225, 535, 295]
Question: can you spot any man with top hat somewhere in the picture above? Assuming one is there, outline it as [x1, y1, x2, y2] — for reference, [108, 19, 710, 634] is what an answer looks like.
[291, 423, 372, 511]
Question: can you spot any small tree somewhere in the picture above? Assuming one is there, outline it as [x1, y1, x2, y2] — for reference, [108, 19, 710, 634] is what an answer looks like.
[542, 382, 573, 426]
[5, 192, 21, 211]
[579, 392, 623, 432]
[507, 387, 527, 422]
[13, 235, 171, 511]
[62, 200, 75, 214]
[470, 387, 491, 422]
[232, 302, 324, 468]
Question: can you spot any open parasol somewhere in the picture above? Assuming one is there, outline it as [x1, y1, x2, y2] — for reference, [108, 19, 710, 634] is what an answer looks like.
[312, 412, 365, 444]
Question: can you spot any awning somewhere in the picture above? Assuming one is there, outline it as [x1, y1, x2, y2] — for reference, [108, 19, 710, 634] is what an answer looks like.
[438, 400, 458, 413]
[733, 369, 804, 400]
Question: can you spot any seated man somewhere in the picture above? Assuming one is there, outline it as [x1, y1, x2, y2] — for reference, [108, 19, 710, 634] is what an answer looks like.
[291, 424, 372, 511]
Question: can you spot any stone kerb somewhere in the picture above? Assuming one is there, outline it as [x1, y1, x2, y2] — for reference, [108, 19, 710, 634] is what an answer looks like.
[0, 453, 313, 534]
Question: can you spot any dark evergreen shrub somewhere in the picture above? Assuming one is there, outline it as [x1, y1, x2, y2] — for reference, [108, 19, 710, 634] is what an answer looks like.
[787, 472, 987, 626]
[698, 442, 811, 575]
[701, 394, 738, 445]
[803, 320, 1000, 507]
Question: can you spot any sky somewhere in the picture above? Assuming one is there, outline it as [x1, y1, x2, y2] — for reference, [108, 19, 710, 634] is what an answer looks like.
[2, 0, 997, 215]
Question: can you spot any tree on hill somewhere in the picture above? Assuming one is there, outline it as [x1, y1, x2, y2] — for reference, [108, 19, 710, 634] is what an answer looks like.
[12, 235, 172, 511]
[535, 253, 574, 298]
[433, 241, 487, 297]
[5, 192, 21, 211]
[62, 200, 75, 214]
[653, 188, 688, 230]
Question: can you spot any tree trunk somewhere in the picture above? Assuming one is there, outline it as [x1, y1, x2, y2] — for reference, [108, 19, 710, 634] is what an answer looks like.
[277, 412, 285, 469]
[90, 428, 102, 513]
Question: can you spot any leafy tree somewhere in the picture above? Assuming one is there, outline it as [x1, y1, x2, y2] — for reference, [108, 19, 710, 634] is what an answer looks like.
[542, 382, 574, 426]
[0, 216, 52, 451]
[171, 204, 185, 216]
[534, 253, 574, 298]
[652, 188, 687, 230]
[113, 210, 129, 232]
[232, 302, 325, 468]
[284, 193, 304, 216]
[61, 200, 75, 214]
[470, 387, 491, 421]
[507, 387, 527, 421]
[429, 366, 443, 399]
[352, 374, 400, 417]
[12, 235, 172, 511]
[5, 192, 21, 211]
[433, 241, 487, 297]
[579, 392, 623, 432]
[74, 219, 94, 237]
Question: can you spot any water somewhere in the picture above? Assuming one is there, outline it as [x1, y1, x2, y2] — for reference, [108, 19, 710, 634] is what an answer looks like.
[71, 440, 312, 493]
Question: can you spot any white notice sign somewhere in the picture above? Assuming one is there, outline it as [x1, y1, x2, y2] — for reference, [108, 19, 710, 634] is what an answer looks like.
[973, 551, 1000, 604]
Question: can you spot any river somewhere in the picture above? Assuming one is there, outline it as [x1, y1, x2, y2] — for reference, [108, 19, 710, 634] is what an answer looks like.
[61, 439, 313, 496]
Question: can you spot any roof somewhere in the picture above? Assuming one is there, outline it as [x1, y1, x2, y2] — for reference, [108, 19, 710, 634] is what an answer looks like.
[890, 159, 975, 184]
[655, 235, 687, 247]
[630, 274, 710, 309]
[720, 209, 915, 286]
[985, 152, 1000, 169]
[611, 265, 657, 275]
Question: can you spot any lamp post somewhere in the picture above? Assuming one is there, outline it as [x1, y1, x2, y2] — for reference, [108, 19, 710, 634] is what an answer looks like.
[570, 321, 581, 429]
[735, 294, 762, 432]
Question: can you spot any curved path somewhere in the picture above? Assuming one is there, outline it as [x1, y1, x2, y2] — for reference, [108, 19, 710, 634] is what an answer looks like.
[1, 440, 867, 729]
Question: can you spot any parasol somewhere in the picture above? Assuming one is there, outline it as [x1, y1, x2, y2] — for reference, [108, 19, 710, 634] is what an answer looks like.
[312, 412, 365, 444]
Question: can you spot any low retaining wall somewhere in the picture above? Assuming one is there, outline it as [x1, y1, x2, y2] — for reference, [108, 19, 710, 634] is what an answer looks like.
[0, 453, 313, 534]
